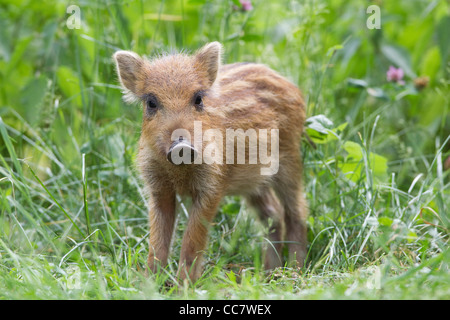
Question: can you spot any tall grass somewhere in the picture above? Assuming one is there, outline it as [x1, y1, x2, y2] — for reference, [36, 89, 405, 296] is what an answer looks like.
[0, 0, 449, 299]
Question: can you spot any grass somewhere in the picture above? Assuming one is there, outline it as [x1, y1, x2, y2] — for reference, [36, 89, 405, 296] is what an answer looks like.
[0, 0, 449, 299]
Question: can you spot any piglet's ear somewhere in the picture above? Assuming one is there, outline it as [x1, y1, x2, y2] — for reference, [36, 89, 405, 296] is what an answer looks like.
[113, 50, 145, 100]
[194, 42, 222, 86]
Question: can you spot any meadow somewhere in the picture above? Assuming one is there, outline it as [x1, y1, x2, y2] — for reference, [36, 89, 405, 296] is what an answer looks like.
[0, 0, 449, 299]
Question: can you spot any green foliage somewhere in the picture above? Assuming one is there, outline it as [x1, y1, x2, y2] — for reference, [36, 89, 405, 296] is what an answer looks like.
[0, 0, 449, 299]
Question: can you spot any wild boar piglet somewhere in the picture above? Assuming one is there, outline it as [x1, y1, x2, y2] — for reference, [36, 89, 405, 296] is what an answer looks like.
[113, 42, 308, 281]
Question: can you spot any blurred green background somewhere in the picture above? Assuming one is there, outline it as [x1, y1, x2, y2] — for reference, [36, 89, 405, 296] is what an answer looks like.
[1, 0, 448, 179]
[0, 0, 448, 299]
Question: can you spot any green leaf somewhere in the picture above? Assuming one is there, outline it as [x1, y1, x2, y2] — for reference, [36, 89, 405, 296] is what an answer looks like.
[19, 75, 49, 125]
[222, 201, 241, 215]
[420, 46, 441, 79]
[378, 217, 394, 227]
[231, 0, 242, 7]
[306, 115, 334, 134]
[227, 270, 237, 283]
[240, 34, 263, 42]
[395, 86, 418, 101]
[57, 65, 82, 106]
[326, 44, 343, 57]
[347, 78, 368, 88]
[371, 152, 388, 179]
[407, 231, 418, 243]
[340, 38, 361, 68]
[436, 15, 450, 64]
[5, 36, 32, 76]
[339, 141, 388, 183]
[306, 115, 347, 144]
[367, 87, 389, 100]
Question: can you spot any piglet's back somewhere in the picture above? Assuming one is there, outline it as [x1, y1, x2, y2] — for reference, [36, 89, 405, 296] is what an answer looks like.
[215, 62, 306, 138]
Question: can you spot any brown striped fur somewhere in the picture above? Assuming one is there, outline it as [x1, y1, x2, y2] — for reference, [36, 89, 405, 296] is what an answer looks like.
[113, 42, 308, 282]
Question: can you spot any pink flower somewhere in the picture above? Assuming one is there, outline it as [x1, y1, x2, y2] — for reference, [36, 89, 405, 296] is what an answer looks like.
[386, 66, 405, 85]
[239, 0, 253, 11]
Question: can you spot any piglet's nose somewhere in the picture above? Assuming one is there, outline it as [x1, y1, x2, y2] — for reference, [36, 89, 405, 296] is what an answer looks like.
[167, 137, 198, 165]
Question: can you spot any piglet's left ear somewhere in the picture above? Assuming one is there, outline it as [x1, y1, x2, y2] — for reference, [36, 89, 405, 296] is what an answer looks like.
[194, 42, 222, 86]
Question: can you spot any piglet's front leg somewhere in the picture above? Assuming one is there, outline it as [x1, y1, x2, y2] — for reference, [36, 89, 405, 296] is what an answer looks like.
[177, 194, 222, 282]
[147, 189, 176, 274]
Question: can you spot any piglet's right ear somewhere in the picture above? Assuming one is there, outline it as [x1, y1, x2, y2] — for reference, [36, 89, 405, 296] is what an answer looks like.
[113, 50, 144, 99]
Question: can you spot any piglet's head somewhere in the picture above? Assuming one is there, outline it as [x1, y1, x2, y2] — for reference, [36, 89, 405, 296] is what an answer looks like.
[113, 42, 222, 165]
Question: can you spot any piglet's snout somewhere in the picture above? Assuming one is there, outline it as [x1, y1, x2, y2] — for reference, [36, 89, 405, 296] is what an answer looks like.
[167, 138, 198, 165]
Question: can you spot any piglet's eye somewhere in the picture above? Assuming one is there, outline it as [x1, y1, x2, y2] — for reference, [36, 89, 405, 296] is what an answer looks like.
[193, 92, 204, 111]
[143, 94, 159, 117]
[147, 100, 157, 110]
